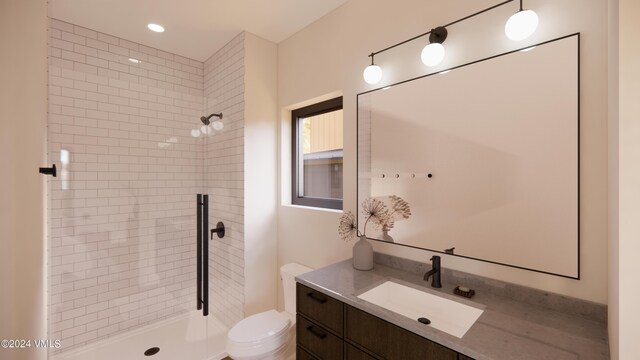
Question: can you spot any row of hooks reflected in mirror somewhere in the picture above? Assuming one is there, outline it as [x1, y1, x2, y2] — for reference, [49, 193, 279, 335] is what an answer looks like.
[363, 0, 539, 84]
[360, 172, 434, 179]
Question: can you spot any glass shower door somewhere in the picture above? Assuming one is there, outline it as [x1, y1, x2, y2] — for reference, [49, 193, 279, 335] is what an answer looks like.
[46, 81, 209, 359]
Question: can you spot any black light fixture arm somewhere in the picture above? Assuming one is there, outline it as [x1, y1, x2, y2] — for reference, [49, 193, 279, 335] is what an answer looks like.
[367, 0, 514, 58]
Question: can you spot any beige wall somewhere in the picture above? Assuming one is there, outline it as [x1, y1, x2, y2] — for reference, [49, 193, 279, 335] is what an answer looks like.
[616, 0, 640, 350]
[244, 32, 279, 316]
[277, 0, 609, 305]
[609, 0, 640, 358]
[607, 0, 619, 358]
[0, 1, 48, 359]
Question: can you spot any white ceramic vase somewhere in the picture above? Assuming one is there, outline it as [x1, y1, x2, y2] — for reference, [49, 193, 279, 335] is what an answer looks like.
[380, 229, 394, 243]
[352, 235, 374, 271]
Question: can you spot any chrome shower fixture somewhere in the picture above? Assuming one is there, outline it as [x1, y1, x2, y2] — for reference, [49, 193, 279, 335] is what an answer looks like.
[200, 113, 223, 125]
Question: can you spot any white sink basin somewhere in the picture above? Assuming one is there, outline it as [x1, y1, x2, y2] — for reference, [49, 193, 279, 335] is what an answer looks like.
[357, 281, 483, 338]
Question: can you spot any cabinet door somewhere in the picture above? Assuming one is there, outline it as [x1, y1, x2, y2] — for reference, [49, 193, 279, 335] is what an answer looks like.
[297, 283, 344, 335]
[297, 345, 319, 360]
[345, 305, 457, 360]
[297, 315, 344, 360]
[346, 343, 378, 360]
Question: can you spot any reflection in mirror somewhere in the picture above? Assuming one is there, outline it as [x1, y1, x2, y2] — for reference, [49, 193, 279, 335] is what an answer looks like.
[357, 34, 579, 278]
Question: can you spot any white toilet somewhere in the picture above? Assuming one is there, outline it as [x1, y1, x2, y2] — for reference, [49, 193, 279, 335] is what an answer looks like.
[226, 263, 313, 360]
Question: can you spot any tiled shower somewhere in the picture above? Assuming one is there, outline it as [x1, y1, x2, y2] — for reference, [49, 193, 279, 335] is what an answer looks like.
[203, 33, 245, 328]
[47, 18, 245, 354]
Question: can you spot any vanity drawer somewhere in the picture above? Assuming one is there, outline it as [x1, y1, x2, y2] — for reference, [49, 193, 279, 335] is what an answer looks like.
[297, 283, 344, 335]
[297, 345, 319, 360]
[346, 343, 378, 360]
[345, 305, 457, 360]
[297, 314, 343, 360]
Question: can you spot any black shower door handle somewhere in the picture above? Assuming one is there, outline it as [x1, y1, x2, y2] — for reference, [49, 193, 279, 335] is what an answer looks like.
[196, 194, 209, 316]
[202, 195, 208, 316]
[196, 195, 202, 311]
[39, 164, 57, 177]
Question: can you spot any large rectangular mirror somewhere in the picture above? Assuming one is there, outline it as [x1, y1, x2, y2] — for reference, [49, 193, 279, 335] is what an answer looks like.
[357, 34, 579, 278]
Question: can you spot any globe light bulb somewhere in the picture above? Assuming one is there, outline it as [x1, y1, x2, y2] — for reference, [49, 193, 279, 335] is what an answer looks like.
[505, 9, 538, 41]
[190, 129, 201, 138]
[421, 42, 445, 67]
[147, 23, 165, 33]
[211, 120, 224, 131]
[200, 125, 212, 135]
[363, 64, 382, 85]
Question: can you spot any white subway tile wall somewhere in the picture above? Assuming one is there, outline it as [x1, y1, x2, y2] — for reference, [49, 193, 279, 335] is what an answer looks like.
[204, 32, 246, 329]
[47, 19, 246, 352]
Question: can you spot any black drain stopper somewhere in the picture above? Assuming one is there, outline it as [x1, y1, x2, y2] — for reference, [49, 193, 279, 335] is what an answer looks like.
[144, 347, 160, 356]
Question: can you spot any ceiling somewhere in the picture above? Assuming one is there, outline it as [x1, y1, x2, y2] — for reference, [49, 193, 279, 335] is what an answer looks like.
[49, 0, 348, 61]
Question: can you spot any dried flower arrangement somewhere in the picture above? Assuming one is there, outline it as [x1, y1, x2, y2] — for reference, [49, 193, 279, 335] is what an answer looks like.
[338, 211, 358, 242]
[338, 196, 411, 242]
[380, 195, 412, 232]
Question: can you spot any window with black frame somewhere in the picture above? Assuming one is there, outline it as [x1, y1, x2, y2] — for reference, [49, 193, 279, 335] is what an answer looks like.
[291, 97, 343, 209]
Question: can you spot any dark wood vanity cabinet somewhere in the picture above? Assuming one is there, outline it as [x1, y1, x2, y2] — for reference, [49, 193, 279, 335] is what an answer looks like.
[297, 314, 344, 359]
[296, 283, 474, 360]
[345, 343, 377, 360]
[296, 282, 344, 336]
[345, 306, 457, 360]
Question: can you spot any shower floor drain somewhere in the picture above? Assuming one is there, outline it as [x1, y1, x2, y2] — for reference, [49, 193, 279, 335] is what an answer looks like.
[144, 347, 160, 356]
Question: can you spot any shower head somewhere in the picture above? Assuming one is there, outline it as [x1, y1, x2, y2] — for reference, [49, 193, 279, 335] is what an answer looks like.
[200, 113, 223, 125]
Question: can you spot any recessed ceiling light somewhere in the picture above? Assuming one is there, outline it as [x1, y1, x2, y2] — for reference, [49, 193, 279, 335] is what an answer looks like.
[128, 58, 141, 64]
[147, 23, 165, 33]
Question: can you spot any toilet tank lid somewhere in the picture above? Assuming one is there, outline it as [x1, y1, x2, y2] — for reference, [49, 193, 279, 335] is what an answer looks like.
[280, 263, 313, 277]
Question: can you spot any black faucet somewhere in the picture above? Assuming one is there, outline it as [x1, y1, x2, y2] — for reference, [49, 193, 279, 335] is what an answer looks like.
[423, 256, 442, 288]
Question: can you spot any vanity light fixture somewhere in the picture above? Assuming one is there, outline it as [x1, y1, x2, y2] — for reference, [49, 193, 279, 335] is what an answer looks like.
[505, 0, 538, 41]
[363, 53, 383, 85]
[362, 0, 544, 85]
[421, 26, 448, 67]
[147, 23, 165, 33]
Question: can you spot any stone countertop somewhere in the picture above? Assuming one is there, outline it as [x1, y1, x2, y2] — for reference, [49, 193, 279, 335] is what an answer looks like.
[296, 258, 609, 360]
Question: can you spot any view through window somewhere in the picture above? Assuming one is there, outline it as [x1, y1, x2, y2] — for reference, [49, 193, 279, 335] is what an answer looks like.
[292, 97, 343, 209]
